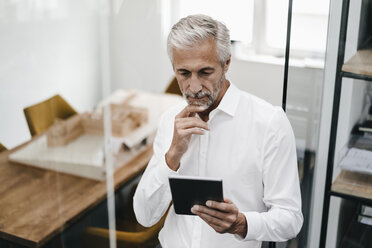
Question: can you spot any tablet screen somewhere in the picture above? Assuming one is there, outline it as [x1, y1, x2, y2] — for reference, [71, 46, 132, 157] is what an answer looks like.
[169, 175, 224, 215]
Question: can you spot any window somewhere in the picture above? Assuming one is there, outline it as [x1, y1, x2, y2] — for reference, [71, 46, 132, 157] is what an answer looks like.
[174, 0, 254, 44]
[172, 0, 329, 59]
[266, 0, 329, 55]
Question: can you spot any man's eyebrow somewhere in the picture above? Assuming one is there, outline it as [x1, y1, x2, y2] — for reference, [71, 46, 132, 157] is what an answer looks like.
[175, 67, 215, 73]
[199, 67, 215, 71]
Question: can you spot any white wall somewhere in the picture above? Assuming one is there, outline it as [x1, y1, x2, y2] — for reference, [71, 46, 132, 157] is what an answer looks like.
[227, 57, 284, 107]
[110, 0, 174, 93]
[0, 0, 102, 149]
[229, 56, 324, 153]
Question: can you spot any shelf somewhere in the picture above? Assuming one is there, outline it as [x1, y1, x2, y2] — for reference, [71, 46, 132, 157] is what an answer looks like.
[342, 44, 372, 78]
[341, 71, 372, 81]
[331, 170, 372, 205]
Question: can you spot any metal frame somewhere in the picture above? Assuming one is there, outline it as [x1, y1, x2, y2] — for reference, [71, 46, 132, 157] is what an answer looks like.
[319, 0, 350, 247]
[282, 0, 293, 112]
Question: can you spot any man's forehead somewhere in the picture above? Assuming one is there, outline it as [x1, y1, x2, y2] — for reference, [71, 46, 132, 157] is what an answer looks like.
[173, 56, 219, 70]
[172, 40, 219, 68]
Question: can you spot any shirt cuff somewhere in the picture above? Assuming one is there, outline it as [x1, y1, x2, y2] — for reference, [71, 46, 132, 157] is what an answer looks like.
[240, 211, 262, 241]
[155, 153, 179, 183]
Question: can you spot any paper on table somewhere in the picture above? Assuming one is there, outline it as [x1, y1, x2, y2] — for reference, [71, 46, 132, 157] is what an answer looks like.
[362, 205, 372, 217]
[339, 148, 372, 175]
[359, 216, 372, 226]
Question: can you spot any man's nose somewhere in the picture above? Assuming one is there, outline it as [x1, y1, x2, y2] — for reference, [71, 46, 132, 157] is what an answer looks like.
[189, 75, 202, 93]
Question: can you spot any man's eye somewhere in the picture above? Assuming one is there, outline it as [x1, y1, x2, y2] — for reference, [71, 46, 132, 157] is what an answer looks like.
[200, 71, 211, 76]
[181, 72, 190, 77]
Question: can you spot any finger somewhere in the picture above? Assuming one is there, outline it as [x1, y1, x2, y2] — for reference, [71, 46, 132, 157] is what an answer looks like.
[206, 200, 236, 213]
[176, 105, 207, 118]
[191, 205, 226, 220]
[176, 117, 209, 130]
[178, 127, 205, 136]
[194, 211, 230, 233]
[196, 210, 226, 227]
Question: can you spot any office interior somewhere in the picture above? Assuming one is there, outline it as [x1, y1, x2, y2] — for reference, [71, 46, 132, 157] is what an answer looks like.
[0, 0, 371, 247]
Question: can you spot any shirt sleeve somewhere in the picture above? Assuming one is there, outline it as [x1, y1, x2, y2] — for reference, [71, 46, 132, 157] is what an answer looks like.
[242, 108, 303, 241]
[133, 111, 178, 227]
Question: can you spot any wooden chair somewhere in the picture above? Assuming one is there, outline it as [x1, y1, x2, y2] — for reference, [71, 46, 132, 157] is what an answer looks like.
[0, 143, 7, 152]
[165, 77, 182, 96]
[23, 95, 77, 136]
[83, 183, 169, 248]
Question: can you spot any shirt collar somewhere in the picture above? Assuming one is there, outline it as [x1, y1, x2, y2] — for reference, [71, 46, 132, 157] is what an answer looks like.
[212, 82, 240, 118]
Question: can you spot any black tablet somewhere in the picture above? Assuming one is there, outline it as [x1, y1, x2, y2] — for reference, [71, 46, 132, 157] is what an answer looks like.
[168, 175, 224, 215]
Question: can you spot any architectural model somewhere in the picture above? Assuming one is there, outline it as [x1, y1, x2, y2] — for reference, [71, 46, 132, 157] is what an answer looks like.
[46, 97, 148, 147]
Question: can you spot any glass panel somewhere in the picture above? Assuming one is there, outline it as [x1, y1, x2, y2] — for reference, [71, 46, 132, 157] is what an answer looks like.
[0, 1, 179, 247]
[285, 0, 330, 247]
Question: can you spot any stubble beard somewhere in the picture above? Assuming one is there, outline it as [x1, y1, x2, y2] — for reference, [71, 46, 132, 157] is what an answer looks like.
[183, 74, 225, 110]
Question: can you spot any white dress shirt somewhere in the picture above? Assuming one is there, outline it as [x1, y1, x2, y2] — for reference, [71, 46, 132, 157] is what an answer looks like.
[133, 83, 303, 248]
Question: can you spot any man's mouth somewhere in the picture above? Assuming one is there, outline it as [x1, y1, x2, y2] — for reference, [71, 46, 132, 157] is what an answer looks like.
[187, 96, 209, 106]
[188, 96, 207, 101]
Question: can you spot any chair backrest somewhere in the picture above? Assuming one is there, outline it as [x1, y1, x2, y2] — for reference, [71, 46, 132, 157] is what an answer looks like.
[24, 95, 77, 136]
[165, 77, 182, 96]
[0, 143, 7, 152]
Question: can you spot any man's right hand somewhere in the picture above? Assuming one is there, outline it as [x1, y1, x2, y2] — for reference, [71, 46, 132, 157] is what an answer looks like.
[165, 105, 209, 171]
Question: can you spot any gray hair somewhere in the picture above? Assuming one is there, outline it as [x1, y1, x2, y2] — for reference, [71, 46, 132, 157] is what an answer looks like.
[167, 14, 231, 66]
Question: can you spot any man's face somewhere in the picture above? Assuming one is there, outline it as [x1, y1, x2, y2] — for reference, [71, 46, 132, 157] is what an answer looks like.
[172, 38, 230, 111]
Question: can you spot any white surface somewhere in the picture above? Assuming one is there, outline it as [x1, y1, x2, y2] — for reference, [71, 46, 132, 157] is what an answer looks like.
[9, 134, 105, 180]
[11, 134, 103, 167]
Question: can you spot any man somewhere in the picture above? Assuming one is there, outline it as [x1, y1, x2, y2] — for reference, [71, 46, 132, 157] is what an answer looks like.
[133, 14, 303, 248]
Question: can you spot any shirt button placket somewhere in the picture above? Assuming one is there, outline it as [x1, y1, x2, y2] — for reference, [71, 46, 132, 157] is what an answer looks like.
[199, 130, 208, 176]
[190, 218, 202, 248]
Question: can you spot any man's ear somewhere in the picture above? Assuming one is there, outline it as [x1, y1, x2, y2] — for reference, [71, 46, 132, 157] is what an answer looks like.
[224, 55, 231, 73]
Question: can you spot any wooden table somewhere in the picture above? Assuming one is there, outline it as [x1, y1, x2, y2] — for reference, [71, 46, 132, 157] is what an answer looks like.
[332, 170, 372, 202]
[0, 139, 153, 248]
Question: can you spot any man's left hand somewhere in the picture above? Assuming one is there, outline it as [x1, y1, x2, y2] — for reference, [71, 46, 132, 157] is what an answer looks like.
[191, 198, 247, 238]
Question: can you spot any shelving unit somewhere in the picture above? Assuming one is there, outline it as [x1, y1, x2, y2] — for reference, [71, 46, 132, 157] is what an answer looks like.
[319, 0, 372, 247]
